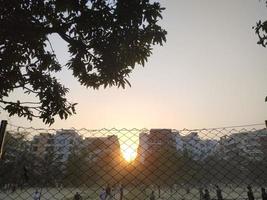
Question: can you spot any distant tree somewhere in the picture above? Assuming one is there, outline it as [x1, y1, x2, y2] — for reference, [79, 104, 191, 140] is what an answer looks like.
[0, 0, 167, 124]
[0, 131, 34, 186]
[35, 147, 63, 187]
[63, 147, 92, 186]
[143, 147, 181, 186]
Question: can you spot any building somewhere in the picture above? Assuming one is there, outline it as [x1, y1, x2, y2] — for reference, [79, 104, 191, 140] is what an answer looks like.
[218, 129, 267, 161]
[83, 135, 120, 162]
[31, 130, 121, 165]
[32, 132, 54, 158]
[138, 129, 178, 163]
[182, 132, 217, 160]
[31, 130, 82, 165]
[259, 134, 267, 156]
[53, 129, 82, 164]
[138, 132, 149, 163]
[138, 129, 218, 162]
[148, 129, 177, 151]
[174, 131, 184, 151]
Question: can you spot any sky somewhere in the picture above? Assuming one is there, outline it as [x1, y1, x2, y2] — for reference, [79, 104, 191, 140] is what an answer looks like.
[1, 0, 267, 130]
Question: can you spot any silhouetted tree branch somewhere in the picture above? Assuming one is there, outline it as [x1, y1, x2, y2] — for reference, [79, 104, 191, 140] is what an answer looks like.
[254, 1, 267, 102]
[0, 0, 167, 124]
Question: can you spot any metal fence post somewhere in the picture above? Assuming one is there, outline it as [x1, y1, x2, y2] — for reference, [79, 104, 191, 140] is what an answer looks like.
[0, 120, 8, 159]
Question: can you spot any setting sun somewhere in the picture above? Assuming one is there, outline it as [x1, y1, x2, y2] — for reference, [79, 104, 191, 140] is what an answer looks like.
[121, 144, 137, 162]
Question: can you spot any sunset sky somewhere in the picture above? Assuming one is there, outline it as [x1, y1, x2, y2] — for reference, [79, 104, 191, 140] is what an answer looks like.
[1, 0, 267, 130]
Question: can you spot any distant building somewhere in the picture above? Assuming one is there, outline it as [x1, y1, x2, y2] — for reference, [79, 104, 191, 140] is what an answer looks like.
[148, 129, 177, 151]
[138, 129, 218, 162]
[182, 132, 217, 160]
[174, 131, 184, 151]
[182, 132, 202, 159]
[204, 139, 218, 156]
[32, 132, 54, 158]
[138, 132, 149, 163]
[83, 135, 120, 162]
[138, 129, 178, 163]
[31, 130, 121, 165]
[54, 129, 82, 164]
[219, 129, 267, 161]
[259, 134, 267, 156]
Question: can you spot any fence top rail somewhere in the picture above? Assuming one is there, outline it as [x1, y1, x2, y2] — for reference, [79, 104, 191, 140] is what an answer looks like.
[5, 122, 265, 132]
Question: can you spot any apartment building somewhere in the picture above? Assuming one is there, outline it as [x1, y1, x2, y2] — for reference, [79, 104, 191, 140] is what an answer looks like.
[219, 129, 266, 161]
[138, 129, 178, 163]
[138, 129, 218, 163]
[182, 132, 217, 160]
[53, 129, 82, 164]
[83, 135, 120, 162]
[32, 132, 54, 158]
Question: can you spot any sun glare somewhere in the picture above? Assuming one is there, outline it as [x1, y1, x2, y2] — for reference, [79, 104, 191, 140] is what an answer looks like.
[121, 145, 137, 162]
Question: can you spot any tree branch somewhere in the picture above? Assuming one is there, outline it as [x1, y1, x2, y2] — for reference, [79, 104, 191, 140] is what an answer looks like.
[0, 100, 40, 107]
[23, 86, 39, 94]
[18, 102, 41, 105]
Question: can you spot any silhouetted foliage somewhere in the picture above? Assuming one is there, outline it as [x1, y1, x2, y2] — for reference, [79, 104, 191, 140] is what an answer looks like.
[64, 147, 95, 186]
[0, 0, 167, 124]
[0, 132, 34, 186]
[254, 1, 267, 47]
[254, 1, 267, 101]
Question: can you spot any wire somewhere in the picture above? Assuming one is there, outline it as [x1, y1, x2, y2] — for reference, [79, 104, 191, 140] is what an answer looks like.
[6, 122, 265, 132]
[180, 123, 265, 131]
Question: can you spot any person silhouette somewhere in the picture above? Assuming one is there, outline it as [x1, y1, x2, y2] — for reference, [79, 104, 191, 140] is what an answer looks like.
[204, 188, 210, 200]
[199, 188, 204, 200]
[186, 187, 190, 194]
[198, 188, 204, 200]
[261, 187, 267, 200]
[33, 190, 41, 200]
[105, 184, 111, 200]
[247, 185, 255, 200]
[119, 184, 124, 200]
[215, 185, 223, 200]
[150, 191, 155, 200]
[99, 188, 106, 200]
[74, 192, 82, 200]
[23, 166, 29, 183]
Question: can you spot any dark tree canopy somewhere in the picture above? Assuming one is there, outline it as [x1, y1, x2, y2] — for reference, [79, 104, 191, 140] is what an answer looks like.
[0, 0, 167, 124]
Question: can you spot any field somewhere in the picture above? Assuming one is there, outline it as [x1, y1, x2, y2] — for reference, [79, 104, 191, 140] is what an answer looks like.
[0, 185, 265, 200]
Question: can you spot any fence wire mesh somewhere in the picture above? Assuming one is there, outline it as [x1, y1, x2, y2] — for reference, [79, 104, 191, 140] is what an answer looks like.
[0, 123, 267, 200]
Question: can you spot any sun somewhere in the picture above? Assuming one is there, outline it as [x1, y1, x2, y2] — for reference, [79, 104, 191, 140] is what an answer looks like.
[121, 145, 137, 162]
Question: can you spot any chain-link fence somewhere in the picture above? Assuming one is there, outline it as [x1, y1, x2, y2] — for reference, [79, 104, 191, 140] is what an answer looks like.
[0, 123, 266, 200]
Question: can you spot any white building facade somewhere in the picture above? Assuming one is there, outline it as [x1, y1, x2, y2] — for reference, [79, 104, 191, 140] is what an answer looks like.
[53, 129, 83, 164]
[219, 130, 266, 161]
